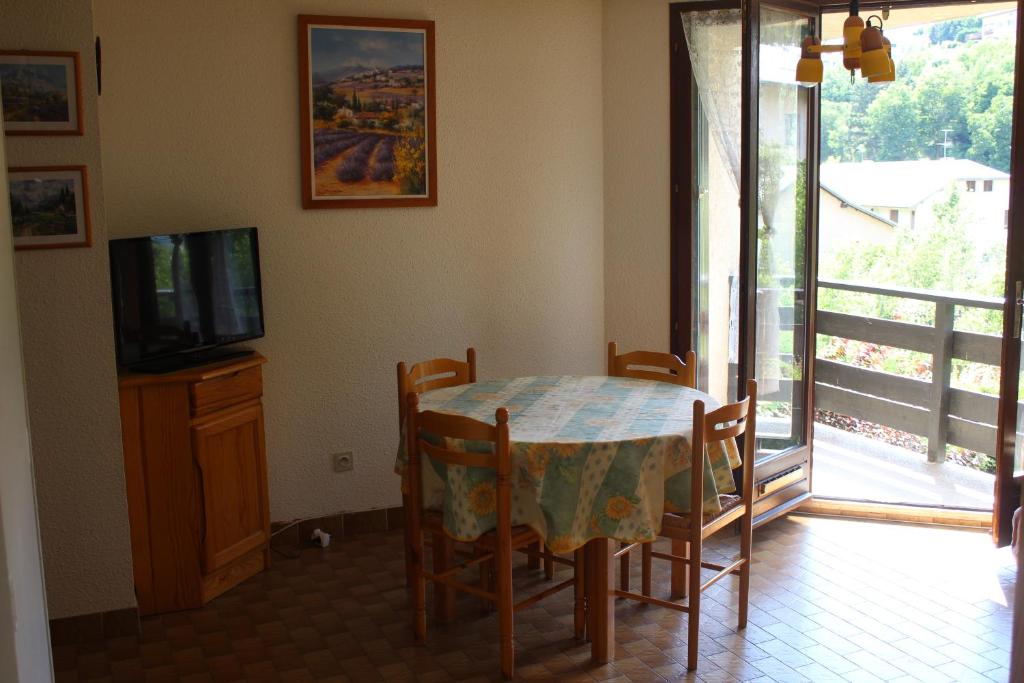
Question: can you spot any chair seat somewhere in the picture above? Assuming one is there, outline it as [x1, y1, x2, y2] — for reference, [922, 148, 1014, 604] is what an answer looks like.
[662, 494, 745, 532]
[423, 511, 539, 551]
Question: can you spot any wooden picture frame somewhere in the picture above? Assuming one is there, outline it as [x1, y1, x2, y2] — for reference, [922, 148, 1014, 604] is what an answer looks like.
[0, 50, 84, 136]
[8, 166, 92, 250]
[297, 15, 437, 209]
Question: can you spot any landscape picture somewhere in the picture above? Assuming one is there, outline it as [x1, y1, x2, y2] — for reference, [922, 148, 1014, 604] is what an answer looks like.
[0, 51, 82, 135]
[8, 167, 91, 250]
[299, 17, 436, 208]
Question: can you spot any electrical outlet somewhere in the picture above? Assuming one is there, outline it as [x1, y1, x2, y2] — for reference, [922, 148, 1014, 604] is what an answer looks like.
[333, 451, 354, 473]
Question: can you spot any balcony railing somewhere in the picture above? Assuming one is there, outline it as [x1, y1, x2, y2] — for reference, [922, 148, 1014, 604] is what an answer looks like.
[815, 279, 1004, 463]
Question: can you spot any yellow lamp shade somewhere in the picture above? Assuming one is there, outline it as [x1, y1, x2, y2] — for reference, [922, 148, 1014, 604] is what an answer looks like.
[796, 57, 823, 85]
[796, 36, 823, 86]
[868, 38, 894, 83]
[843, 15, 864, 70]
[868, 57, 895, 83]
[859, 26, 889, 78]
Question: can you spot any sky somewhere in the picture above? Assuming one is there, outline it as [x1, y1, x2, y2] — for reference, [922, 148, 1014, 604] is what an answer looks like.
[310, 27, 424, 72]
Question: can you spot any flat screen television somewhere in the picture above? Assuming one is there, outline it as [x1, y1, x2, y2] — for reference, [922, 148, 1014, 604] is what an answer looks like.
[109, 226, 265, 372]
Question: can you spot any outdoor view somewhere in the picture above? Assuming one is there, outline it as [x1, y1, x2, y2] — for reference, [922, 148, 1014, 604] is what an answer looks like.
[814, 6, 1017, 509]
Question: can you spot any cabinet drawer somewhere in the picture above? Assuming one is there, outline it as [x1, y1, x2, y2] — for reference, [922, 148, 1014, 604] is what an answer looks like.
[190, 366, 262, 416]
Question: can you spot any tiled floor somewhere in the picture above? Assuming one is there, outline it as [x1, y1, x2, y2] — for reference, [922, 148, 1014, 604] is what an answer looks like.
[53, 513, 1017, 682]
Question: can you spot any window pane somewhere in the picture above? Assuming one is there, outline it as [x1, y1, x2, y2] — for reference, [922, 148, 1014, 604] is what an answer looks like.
[756, 8, 810, 456]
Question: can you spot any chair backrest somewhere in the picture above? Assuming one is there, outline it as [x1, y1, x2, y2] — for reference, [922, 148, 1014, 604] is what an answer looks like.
[405, 392, 512, 541]
[690, 379, 758, 511]
[607, 341, 696, 388]
[397, 348, 477, 428]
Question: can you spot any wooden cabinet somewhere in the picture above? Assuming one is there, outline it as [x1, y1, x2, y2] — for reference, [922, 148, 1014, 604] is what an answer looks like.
[118, 354, 270, 615]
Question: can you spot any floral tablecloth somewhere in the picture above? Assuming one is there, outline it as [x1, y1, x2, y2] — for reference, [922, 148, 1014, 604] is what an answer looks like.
[395, 375, 741, 553]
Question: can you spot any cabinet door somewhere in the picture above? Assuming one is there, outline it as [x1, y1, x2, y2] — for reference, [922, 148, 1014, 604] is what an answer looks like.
[192, 403, 269, 574]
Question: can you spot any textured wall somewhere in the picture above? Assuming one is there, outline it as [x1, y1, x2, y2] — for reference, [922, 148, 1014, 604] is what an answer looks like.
[94, 0, 606, 522]
[602, 0, 672, 353]
[0, 0, 135, 619]
[0, 109, 54, 681]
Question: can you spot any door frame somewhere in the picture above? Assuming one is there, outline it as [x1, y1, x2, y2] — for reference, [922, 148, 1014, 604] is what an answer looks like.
[994, 0, 1024, 546]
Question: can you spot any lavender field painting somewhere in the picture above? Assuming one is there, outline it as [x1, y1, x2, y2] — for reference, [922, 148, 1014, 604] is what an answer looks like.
[303, 21, 431, 200]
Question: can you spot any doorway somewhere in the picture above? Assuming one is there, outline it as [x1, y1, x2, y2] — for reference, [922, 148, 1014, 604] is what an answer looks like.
[812, 3, 1017, 513]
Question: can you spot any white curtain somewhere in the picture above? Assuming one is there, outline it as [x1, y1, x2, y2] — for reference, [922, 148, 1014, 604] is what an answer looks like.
[680, 9, 742, 193]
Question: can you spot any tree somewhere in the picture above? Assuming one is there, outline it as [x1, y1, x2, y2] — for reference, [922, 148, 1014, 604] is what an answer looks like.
[912, 67, 969, 159]
[822, 36, 1014, 169]
[865, 84, 922, 160]
[967, 93, 1013, 172]
[928, 16, 981, 44]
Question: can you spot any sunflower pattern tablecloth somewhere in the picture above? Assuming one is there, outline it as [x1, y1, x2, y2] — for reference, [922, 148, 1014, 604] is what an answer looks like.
[394, 375, 741, 553]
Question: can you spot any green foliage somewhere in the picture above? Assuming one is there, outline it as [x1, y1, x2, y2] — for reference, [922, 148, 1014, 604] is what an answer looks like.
[928, 16, 982, 44]
[866, 84, 923, 160]
[819, 189, 1005, 396]
[821, 37, 1015, 171]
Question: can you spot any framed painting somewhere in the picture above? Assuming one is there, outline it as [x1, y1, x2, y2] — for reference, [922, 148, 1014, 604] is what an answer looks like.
[8, 166, 92, 250]
[0, 51, 83, 135]
[298, 15, 437, 209]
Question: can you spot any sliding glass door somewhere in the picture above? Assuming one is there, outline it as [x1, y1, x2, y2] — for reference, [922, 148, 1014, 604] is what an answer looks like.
[671, 0, 818, 524]
[752, 8, 813, 457]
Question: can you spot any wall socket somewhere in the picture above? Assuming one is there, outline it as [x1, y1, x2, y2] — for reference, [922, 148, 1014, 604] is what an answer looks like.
[332, 451, 354, 473]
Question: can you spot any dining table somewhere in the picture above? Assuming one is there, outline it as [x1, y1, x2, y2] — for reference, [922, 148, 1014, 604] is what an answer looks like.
[394, 374, 740, 663]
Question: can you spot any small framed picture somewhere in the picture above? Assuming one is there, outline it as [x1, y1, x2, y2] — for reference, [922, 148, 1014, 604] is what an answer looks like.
[8, 166, 92, 250]
[0, 50, 83, 135]
[298, 15, 437, 209]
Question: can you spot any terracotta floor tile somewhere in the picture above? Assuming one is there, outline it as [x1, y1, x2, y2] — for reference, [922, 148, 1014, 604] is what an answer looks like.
[51, 515, 1016, 682]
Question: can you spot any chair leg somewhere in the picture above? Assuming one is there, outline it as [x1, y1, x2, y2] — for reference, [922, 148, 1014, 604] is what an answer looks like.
[478, 547, 492, 614]
[527, 541, 540, 570]
[573, 548, 586, 640]
[738, 512, 752, 630]
[412, 529, 427, 644]
[670, 538, 688, 599]
[498, 546, 515, 678]
[433, 533, 456, 624]
[686, 536, 702, 671]
[402, 494, 415, 593]
[619, 542, 630, 591]
[544, 544, 554, 580]
[641, 542, 652, 597]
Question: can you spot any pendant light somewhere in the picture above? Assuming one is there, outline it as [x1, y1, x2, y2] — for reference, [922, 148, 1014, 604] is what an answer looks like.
[793, 1, 895, 86]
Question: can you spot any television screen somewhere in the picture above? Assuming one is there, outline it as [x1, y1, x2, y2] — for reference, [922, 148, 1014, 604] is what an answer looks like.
[109, 227, 264, 367]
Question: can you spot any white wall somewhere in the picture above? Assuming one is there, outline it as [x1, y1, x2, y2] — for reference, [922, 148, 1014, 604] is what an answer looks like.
[94, 0, 607, 523]
[602, 0, 672, 353]
[0, 126, 54, 682]
[0, 0, 135, 619]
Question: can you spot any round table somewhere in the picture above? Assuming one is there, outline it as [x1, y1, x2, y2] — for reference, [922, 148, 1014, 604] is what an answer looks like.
[395, 375, 740, 554]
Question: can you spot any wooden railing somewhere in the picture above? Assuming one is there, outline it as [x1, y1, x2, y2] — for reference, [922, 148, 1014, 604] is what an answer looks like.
[815, 279, 1004, 462]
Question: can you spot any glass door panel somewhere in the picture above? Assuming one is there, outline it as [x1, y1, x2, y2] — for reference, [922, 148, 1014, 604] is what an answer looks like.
[755, 8, 811, 456]
[684, 8, 742, 405]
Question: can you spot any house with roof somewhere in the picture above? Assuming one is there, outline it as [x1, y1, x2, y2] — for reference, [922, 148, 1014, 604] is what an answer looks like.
[818, 183, 898, 260]
[819, 158, 1011, 246]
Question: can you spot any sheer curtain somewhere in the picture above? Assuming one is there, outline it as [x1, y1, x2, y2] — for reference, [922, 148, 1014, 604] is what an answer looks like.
[682, 9, 744, 376]
[680, 9, 742, 193]
[681, 8, 782, 396]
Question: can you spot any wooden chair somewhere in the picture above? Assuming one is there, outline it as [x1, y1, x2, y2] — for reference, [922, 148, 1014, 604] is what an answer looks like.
[607, 341, 697, 590]
[397, 349, 477, 618]
[406, 393, 585, 679]
[616, 380, 757, 672]
[607, 341, 696, 388]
